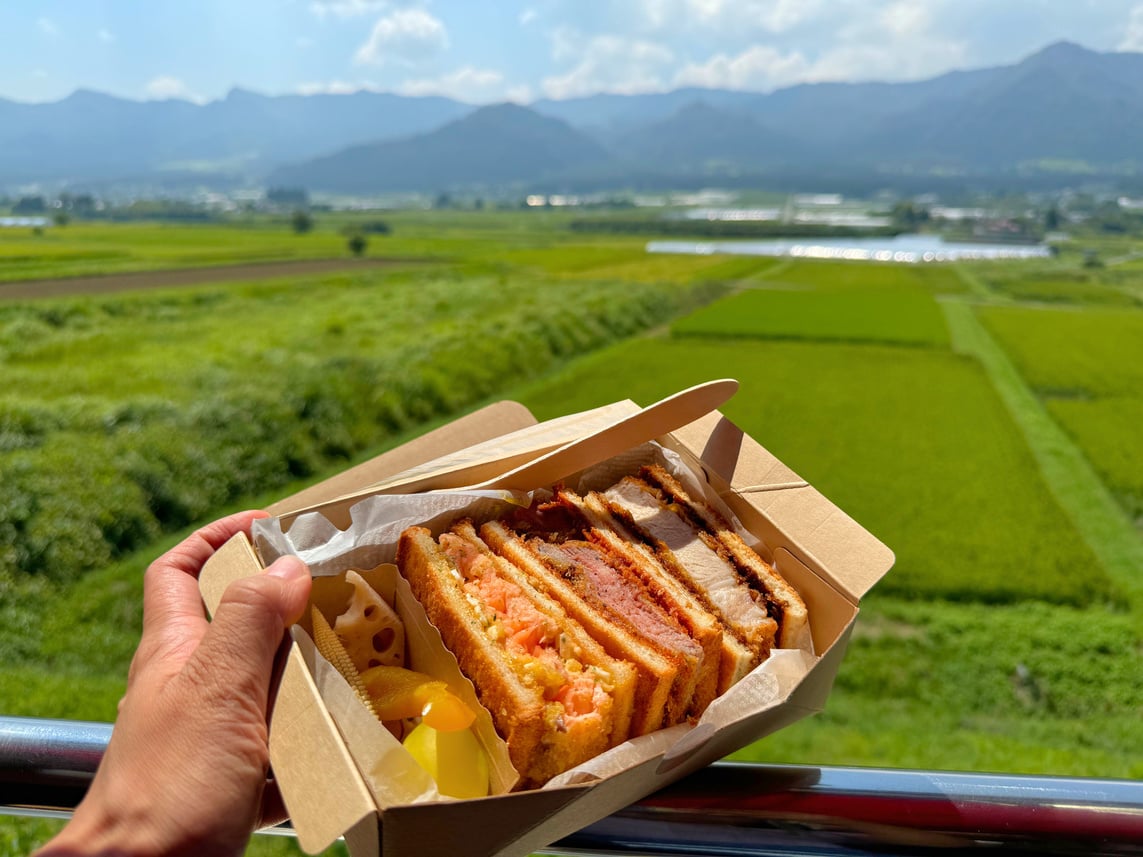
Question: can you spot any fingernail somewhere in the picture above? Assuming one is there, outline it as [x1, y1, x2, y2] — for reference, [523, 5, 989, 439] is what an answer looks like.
[266, 555, 308, 581]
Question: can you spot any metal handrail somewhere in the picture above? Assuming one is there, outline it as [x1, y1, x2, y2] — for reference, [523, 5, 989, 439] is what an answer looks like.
[3, 716, 1142, 855]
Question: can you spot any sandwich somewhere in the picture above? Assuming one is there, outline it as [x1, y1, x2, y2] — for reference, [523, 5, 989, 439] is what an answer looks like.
[564, 488, 758, 696]
[396, 521, 637, 787]
[480, 492, 723, 733]
[395, 464, 809, 786]
[598, 464, 810, 657]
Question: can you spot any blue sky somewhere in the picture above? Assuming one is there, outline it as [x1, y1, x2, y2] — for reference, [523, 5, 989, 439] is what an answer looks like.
[5, 1, 1143, 104]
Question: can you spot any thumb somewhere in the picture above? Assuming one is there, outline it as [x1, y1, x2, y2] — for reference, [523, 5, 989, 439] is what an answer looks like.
[189, 556, 312, 707]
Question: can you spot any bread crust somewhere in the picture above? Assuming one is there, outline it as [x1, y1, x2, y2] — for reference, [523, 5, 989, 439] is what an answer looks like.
[481, 519, 679, 736]
[396, 527, 547, 781]
[397, 523, 636, 786]
[450, 520, 637, 749]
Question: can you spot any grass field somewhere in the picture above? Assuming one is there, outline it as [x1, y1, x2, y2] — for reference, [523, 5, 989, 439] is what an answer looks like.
[0, 222, 363, 282]
[519, 336, 1111, 607]
[977, 304, 1143, 528]
[673, 288, 950, 345]
[2, 215, 1142, 855]
[0, 266, 724, 583]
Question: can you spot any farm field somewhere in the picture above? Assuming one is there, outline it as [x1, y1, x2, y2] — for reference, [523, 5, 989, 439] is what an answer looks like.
[976, 304, 1143, 528]
[1, 216, 1142, 854]
[673, 286, 950, 345]
[0, 221, 360, 282]
[519, 336, 1110, 606]
[0, 266, 723, 583]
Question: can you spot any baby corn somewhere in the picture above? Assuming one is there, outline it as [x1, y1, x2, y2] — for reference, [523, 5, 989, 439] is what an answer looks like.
[311, 605, 378, 718]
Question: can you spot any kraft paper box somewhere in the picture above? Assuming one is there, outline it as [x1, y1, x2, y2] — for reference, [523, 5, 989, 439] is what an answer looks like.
[199, 389, 893, 857]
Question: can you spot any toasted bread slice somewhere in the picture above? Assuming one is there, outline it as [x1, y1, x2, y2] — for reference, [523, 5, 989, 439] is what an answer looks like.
[570, 490, 737, 704]
[482, 518, 688, 735]
[602, 475, 779, 660]
[448, 519, 637, 748]
[397, 523, 635, 786]
[641, 465, 810, 651]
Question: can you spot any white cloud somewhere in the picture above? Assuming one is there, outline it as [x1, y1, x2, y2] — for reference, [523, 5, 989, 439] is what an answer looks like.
[97, 28, 115, 43]
[519, 8, 537, 25]
[144, 75, 205, 103]
[354, 8, 449, 65]
[677, 0, 823, 34]
[505, 83, 533, 103]
[637, 0, 810, 33]
[638, 0, 673, 30]
[1120, 4, 1143, 51]
[806, 38, 965, 83]
[310, 0, 388, 19]
[542, 33, 675, 99]
[671, 0, 967, 95]
[296, 79, 375, 95]
[395, 66, 505, 100]
[674, 45, 812, 91]
[38, 17, 59, 37]
[879, 0, 929, 37]
[809, 6, 967, 83]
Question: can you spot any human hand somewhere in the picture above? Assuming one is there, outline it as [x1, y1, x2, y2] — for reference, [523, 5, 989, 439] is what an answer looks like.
[38, 510, 312, 857]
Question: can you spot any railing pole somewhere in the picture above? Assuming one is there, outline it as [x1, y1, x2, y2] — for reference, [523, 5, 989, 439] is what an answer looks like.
[3, 716, 1142, 855]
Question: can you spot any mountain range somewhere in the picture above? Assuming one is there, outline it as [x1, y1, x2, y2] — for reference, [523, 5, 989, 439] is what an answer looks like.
[4, 41, 1143, 195]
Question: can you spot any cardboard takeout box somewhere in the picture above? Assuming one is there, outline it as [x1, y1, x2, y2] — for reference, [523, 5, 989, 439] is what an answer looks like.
[199, 383, 894, 857]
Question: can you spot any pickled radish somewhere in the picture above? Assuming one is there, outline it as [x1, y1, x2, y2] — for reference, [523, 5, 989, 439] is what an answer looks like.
[361, 666, 476, 732]
[403, 723, 490, 799]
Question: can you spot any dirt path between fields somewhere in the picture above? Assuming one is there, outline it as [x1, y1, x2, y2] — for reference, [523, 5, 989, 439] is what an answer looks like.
[0, 257, 422, 301]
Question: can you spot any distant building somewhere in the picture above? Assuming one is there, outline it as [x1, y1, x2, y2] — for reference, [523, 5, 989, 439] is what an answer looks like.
[0, 216, 49, 228]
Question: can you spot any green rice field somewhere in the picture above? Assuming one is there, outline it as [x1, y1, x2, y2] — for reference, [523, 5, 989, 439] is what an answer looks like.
[0, 222, 356, 282]
[1, 213, 1141, 854]
[519, 337, 1110, 606]
[673, 287, 950, 345]
[978, 304, 1143, 526]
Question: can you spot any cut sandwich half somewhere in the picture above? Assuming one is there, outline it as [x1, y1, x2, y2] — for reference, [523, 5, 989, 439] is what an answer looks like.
[595, 466, 808, 682]
[640, 465, 811, 651]
[573, 490, 754, 696]
[481, 499, 711, 733]
[396, 521, 637, 787]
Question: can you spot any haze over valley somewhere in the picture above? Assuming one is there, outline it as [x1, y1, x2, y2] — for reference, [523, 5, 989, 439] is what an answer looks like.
[5, 41, 1143, 195]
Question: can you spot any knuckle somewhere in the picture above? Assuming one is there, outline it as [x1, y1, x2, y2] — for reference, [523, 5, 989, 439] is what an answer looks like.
[224, 575, 281, 615]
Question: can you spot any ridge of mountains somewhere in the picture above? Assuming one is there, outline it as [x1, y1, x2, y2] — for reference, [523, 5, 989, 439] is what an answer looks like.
[5, 41, 1143, 194]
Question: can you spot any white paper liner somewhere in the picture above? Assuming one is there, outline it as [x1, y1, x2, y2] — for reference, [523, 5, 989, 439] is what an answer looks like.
[545, 647, 814, 788]
[255, 439, 818, 803]
[254, 490, 528, 576]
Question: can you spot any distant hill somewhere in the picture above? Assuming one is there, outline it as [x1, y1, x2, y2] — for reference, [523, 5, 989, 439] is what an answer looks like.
[614, 101, 812, 171]
[855, 41, 1143, 168]
[5, 40, 1143, 193]
[268, 103, 612, 192]
[0, 88, 470, 186]
[531, 88, 762, 141]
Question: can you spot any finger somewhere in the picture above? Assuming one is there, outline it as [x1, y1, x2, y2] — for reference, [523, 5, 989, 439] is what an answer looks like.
[185, 556, 312, 718]
[142, 510, 270, 643]
[159, 510, 272, 578]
